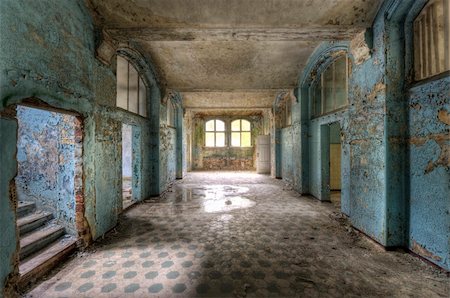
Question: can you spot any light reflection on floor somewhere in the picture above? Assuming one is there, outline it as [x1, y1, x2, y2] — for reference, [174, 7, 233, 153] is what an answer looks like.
[26, 172, 449, 298]
[203, 196, 255, 213]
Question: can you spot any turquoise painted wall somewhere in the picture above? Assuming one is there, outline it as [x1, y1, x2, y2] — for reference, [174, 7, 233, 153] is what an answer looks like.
[408, 77, 449, 269]
[0, 117, 18, 297]
[284, 0, 449, 270]
[16, 106, 78, 234]
[0, 0, 167, 295]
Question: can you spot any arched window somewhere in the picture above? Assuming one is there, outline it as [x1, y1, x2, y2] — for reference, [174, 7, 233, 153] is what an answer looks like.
[231, 119, 251, 147]
[413, 0, 449, 81]
[312, 55, 348, 117]
[167, 101, 176, 127]
[116, 55, 147, 117]
[205, 119, 225, 147]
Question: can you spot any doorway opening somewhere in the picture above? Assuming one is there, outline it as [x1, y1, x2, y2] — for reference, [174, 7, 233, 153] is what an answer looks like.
[328, 122, 342, 207]
[320, 121, 342, 204]
[15, 104, 82, 281]
[122, 123, 133, 209]
[121, 123, 141, 210]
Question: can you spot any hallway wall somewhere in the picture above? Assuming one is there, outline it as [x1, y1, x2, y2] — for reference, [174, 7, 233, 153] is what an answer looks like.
[16, 106, 78, 234]
[276, 0, 449, 271]
[0, 0, 165, 295]
[276, 94, 303, 189]
[191, 114, 263, 171]
[407, 69, 449, 269]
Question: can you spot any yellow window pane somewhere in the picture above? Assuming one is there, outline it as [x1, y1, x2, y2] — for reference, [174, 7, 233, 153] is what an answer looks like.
[205, 120, 215, 131]
[216, 120, 225, 131]
[241, 120, 251, 131]
[231, 120, 240, 131]
[231, 132, 241, 147]
[205, 132, 215, 146]
[116, 56, 128, 110]
[241, 132, 251, 147]
[128, 64, 139, 113]
[216, 132, 225, 147]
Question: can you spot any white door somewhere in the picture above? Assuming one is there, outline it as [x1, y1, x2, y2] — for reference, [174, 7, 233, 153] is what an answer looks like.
[256, 135, 271, 174]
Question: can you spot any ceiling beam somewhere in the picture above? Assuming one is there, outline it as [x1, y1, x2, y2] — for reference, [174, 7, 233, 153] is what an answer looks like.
[181, 90, 283, 109]
[106, 27, 364, 42]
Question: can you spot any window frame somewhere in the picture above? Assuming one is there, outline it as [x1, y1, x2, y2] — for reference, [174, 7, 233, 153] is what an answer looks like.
[204, 119, 226, 148]
[116, 55, 148, 117]
[413, 0, 449, 82]
[231, 119, 252, 147]
[167, 100, 177, 128]
[312, 55, 349, 118]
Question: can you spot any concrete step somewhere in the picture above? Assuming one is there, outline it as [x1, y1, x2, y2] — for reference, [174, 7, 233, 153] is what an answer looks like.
[19, 236, 77, 288]
[20, 225, 65, 260]
[17, 211, 53, 236]
[17, 201, 36, 218]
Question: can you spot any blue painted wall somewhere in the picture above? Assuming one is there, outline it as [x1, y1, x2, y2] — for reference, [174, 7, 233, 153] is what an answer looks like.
[407, 77, 449, 269]
[0, 117, 18, 297]
[158, 92, 183, 192]
[16, 106, 77, 234]
[283, 0, 450, 270]
[280, 127, 294, 183]
[308, 111, 350, 214]
[274, 94, 302, 189]
[0, 0, 165, 295]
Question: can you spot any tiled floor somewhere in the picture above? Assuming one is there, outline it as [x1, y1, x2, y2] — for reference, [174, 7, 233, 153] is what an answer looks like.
[27, 172, 449, 297]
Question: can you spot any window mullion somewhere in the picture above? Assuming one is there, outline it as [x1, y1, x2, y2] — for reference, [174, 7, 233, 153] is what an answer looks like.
[127, 62, 130, 111]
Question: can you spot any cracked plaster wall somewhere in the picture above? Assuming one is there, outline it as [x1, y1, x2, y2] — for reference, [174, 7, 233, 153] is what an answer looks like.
[0, 0, 164, 295]
[16, 106, 78, 234]
[408, 77, 449, 269]
[191, 115, 263, 171]
[283, 0, 449, 270]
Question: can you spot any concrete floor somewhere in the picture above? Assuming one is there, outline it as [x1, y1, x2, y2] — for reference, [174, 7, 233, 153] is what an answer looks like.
[26, 172, 449, 297]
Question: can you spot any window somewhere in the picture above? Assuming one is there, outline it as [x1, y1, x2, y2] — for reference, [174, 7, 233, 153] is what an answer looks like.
[413, 0, 449, 81]
[116, 55, 147, 117]
[205, 119, 225, 147]
[231, 119, 252, 147]
[312, 56, 348, 117]
[167, 101, 176, 127]
[284, 98, 292, 127]
[277, 96, 292, 128]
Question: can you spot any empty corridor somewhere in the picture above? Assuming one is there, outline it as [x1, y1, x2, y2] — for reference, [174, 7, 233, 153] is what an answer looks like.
[27, 172, 449, 297]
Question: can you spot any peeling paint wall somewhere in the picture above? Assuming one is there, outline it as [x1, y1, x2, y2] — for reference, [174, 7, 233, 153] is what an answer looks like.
[408, 77, 450, 268]
[0, 0, 163, 295]
[403, 0, 449, 270]
[407, 71, 449, 269]
[0, 114, 19, 298]
[291, 0, 450, 271]
[159, 92, 183, 192]
[16, 106, 78, 234]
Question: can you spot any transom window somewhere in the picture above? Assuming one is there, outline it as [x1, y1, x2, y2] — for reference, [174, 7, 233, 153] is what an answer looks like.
[312, 55, 348, 117]
[231, 119, 252, 147]
[278, 98, 292, 128]
[167, 101, 176, 127]
[116, 55, 147, 117]
[413, 0, 449, 81]
[205, 119, 225, 147]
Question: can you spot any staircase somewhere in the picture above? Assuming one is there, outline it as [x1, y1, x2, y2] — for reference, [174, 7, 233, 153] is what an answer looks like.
[17, 201, 78, 287]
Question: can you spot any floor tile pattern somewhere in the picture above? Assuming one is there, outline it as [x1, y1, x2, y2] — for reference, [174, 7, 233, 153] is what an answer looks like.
[26, 172, 449, 297]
